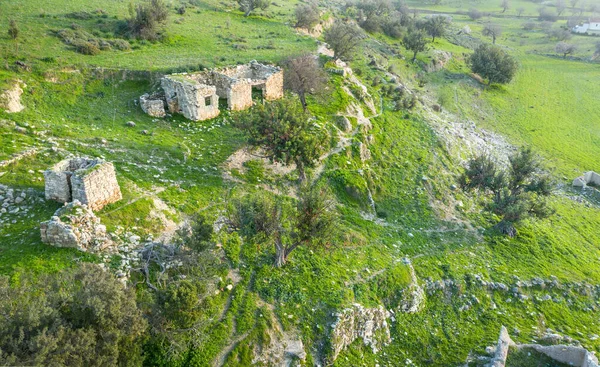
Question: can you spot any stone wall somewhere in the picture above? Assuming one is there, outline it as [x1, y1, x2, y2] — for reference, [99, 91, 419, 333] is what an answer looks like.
[152, 61, 283, 121]
[330, 304, 391, 362]
[40, 200, 114, 252]
[44, 158, 121, 211]
[161, 77, 220, 121]
[140, 93, 166, 117]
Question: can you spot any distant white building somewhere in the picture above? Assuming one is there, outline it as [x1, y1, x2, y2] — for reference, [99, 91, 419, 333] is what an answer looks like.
[572, 18, 600, 34]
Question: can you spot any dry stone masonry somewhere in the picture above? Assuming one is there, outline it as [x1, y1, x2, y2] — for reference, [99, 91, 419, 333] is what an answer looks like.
[139, 93, 166, 117]
[44, 158, 122, 211]
[142, 61, 283, 121]
[40, 200, 114, 252]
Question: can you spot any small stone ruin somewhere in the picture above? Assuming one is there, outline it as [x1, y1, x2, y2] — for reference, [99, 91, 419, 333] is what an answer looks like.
[44, 158, 121, 211]
[139, 93, 166, 117]
[487, 326, 599, 367]
[140, 60, 284, 121]
[573, 171, 600, 188]
[40, 200, 114, 252]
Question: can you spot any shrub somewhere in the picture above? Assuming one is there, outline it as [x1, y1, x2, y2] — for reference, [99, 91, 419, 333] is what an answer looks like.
[238, 0, 270, 17]
[522, 21, 536, 30]
[538, 7, 558, 22]
[295, 2, 320, 29]
[7, 20, 18, 39]
[126, 0, 169, 41]
[74, 40, 101, 55]
[468, 8, 483, 20]
[0, 264, 147, 366]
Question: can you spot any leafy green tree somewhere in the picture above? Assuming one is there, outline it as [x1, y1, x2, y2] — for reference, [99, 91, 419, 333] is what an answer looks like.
[7, 20, 18, 40]
[238, 0, 270, 17]
[235, 99, 328, 182]
[460, 147, 553, 237]
[229, 184, 337, 267]
[324, 20, 365, 60]
[469, 44, 518, 85]
[403, 28, 428, 62]
[0, 264, 147, 366]
[423, 16, 449, 42]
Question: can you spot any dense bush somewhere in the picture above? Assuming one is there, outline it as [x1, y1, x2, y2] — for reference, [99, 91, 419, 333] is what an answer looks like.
[0, 264, 147, 366]
[324, 20, 365, 60]
[294, 2, 320, 29]
[56, 28, 131, 55]
[125, 0, 168, 40]
[470, 44, 518, 85]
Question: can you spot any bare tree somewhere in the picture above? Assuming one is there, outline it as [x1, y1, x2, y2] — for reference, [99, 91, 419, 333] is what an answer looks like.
[501, 0, 510, 13]
[556, 0, 567, 16]
[555, 41, 577, 58]
[482, 23, 502, 44]
[324, 20, 365, 60]
[284, 54, 327, 111]
[516, 7, 525, 17]
[570, 0, 580, 8]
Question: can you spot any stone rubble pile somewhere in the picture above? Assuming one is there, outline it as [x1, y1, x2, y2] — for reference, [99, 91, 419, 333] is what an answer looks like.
[0, 184, 44, 226]
[40, 200, 114, 252]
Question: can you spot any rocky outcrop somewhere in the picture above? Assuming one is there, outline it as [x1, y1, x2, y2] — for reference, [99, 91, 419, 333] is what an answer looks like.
[330, 304, 391, 362]
[425, 50, 452, 73]
[400, 258, 426, 313]
[485, 326, 599, 367]
[573, 171, 600, 188]
[0, 80, 25, 113]
[487, 326, 515, 367]
[40, 200, 114, 252]
[139, 93, 166, 117]
[44, 158, 122, 211]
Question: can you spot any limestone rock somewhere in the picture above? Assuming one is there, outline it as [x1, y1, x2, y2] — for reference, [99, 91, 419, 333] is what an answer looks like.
[285, 339, 306, 361]
[487, 326, 515, 367]
[44, 157, 122, 211]
[139, 93, 166, 117]
[40, 201, 114, 252]
[426, 50, 452, 73]
[330, 304, 391, 362]
[0, 80, 25, 113]
[336, 116, 352, 132]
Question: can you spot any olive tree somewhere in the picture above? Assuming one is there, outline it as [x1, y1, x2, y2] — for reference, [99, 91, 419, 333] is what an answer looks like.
[460, 147, 553, 237]
[403, 28, 428, 62]
[324, 20, 365, 60]
[295, 2, 320, 29]
[284, 54, 327, 111]
[482, 23, 502, 44]
[469, 44, 518, 85]
[423, 16, 450, 42]
[555, 42, 577, 58]
[229, 184, 337, 267]
[238, 0, 269, 17]
[235, 99, 328, 182]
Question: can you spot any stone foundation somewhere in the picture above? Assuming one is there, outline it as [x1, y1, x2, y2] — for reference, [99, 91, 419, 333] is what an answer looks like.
[40, 201, 114, 252]
[44, 158, 121, 211]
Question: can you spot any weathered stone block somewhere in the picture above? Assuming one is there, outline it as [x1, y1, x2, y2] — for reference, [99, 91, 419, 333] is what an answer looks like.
[44, 158, 121, 211]
[140, 93, 166, 117]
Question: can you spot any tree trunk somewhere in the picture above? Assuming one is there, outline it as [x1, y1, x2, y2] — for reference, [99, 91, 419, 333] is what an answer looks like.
[432, 36, 435, 42]
[275, 239, 286, 267]
[412, 51, 418, 62]
[493, 35, 496, 44]
[296, 160, 306, 183]
[299, 93, 308, 112]
[244, 9, 252, 16]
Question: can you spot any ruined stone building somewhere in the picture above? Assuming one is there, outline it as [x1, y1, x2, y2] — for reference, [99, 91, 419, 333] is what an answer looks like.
[44, 158, 122, 211]
[141, 61, 284, 121]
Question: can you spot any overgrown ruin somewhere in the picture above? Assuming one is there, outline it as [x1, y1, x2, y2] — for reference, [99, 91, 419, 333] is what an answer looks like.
[44, 158, 122, 211]
[141, 61, 283, 121]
